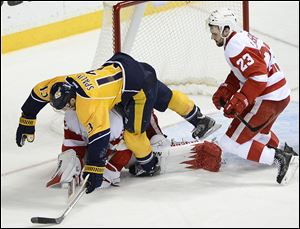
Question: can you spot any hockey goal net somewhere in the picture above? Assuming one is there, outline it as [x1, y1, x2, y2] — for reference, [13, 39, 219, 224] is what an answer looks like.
[92, 1, 249, 95]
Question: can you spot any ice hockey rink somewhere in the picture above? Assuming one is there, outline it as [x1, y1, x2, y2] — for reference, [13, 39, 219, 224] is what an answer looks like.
[1, 2, 299, 228]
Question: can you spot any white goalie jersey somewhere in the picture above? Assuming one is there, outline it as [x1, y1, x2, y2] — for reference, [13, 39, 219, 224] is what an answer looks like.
[46, 109, 166, 189]
[47, 109, 128, 189]
[46, 108, 223, 190]
[63, 108, 124, 147]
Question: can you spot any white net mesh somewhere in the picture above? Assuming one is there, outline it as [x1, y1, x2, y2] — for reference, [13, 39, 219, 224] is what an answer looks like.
[92, 1, 246, 95]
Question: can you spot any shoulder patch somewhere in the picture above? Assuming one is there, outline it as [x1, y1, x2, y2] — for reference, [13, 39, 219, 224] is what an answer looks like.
[39, 86, 49, 98]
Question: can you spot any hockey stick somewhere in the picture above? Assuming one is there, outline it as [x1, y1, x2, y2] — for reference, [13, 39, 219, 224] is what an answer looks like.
[220, 100, 268, 132]
[31, 174, 89, 224]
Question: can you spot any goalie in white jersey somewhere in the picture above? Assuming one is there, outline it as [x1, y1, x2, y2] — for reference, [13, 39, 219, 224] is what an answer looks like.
[46, 109, 222, 190]
[207, 8, 298, 184]
[46, 109, 167, 189]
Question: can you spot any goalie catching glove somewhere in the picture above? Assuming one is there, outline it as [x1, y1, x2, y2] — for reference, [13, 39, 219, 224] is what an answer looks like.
[46, 149, 82, 188]
[16, 113, 36, 147]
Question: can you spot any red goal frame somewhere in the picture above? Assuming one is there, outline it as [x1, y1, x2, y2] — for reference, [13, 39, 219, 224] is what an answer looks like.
[112, 1, 249, 53]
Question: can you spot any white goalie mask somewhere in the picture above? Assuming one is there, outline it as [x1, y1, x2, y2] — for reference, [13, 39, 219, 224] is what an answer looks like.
[207, 8, 238, 38]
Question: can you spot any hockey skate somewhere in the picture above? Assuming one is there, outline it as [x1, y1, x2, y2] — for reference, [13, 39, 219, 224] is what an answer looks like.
[283, 143, 298, 156]
[274, 147, 299, 185]
[192, 115, 221, 140]
[129, 155, 161, 177]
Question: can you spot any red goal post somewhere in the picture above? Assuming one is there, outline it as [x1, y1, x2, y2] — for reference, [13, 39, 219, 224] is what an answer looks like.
[112, 1, 249, 53]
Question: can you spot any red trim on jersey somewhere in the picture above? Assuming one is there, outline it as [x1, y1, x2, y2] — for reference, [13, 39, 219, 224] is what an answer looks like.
[261, 78, 286, 96]
[146, 111, 164, 140]
[64, 129, 85, 141]
[241, 78, 267, 104]
[247, 140, 264, 162]
[108, 149, 133, 171]
[267, 131, 279, 148]
[224, 31, 237, 49]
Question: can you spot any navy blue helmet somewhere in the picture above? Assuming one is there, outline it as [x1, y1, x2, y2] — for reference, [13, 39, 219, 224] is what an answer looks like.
[50, 82, 76, 110]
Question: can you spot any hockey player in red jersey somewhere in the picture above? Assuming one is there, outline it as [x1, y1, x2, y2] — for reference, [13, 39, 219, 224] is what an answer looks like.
[46, 109, 222, 191]
[207, 8, 298, 184]
[46, 109, 165, 189]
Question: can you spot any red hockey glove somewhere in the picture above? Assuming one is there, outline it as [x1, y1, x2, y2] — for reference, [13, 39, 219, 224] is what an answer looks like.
[223, 92, 249, 118]
[212, 83, 236, 110]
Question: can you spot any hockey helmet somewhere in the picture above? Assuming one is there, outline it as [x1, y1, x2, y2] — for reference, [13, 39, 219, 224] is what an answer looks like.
[207, 8, 238, 36]
[50, 82, 76, 110]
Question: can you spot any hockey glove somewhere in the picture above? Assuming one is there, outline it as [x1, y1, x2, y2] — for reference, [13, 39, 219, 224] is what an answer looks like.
[82, 164, 105, 194]
[212, 83, 236, 110]
[16, 113, 36, 147]
[224, 92, 249, 118]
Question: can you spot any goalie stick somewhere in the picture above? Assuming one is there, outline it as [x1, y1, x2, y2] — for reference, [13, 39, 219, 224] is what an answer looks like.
[31, 174, 89, 224]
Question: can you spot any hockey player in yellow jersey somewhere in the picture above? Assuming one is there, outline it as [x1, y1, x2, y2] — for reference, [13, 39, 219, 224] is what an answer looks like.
[16, 52, 220, 194]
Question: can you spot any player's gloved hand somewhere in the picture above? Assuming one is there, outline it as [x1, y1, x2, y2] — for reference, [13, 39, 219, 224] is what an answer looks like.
[82, 164, 105, 194]
[212, 83, 236, 110]
[16, 113, 36, 147]
[224, 92, 249, 118]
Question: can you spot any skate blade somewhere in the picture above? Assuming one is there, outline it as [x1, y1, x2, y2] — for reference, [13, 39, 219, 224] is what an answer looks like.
[197, 123, 222, 140]
[281, 156, 299, 185]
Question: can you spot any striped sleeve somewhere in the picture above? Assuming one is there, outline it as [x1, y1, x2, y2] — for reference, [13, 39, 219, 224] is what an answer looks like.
[21, 90, 48, 117]
[86, 129, 111, 165]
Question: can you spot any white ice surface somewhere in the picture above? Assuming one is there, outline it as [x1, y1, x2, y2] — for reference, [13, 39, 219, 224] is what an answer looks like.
[1, 2, 299, 228]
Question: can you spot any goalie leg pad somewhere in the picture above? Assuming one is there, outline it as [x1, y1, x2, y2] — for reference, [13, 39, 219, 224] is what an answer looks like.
[182, 141, 222, 172]
[46, 149, 82, 187]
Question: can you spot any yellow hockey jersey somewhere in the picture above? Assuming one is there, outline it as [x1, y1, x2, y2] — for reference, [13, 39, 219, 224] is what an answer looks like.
[30, 64, 123, 138]
[21, 52, 158, 165]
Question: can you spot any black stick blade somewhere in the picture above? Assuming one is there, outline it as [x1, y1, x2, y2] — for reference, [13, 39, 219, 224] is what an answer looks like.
[31, 216, 61, 224]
